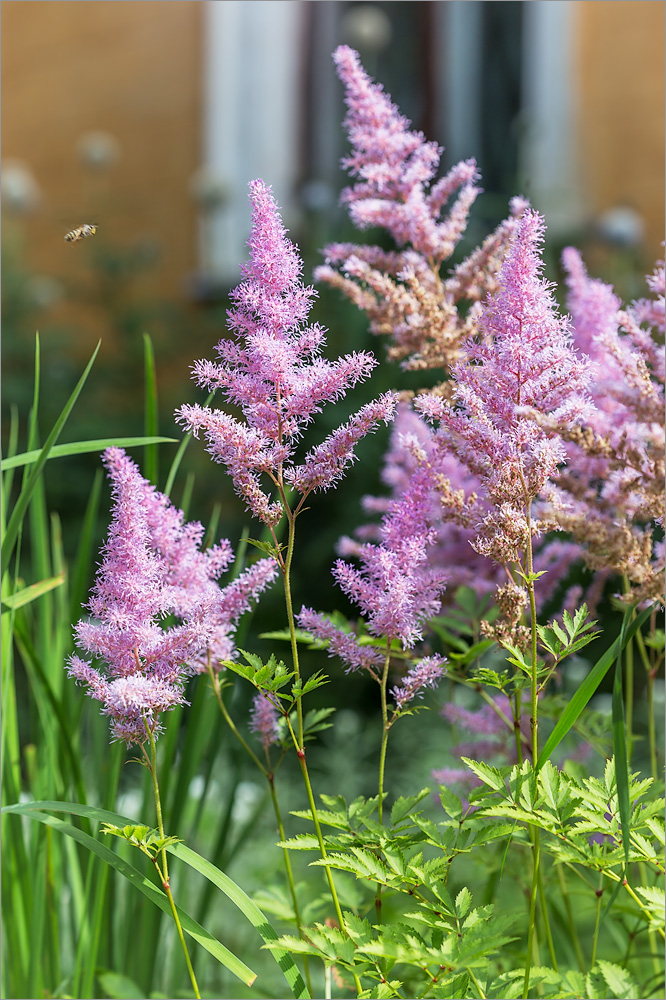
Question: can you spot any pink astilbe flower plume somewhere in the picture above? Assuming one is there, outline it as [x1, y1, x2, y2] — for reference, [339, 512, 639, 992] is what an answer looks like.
[542, 249, 666, 604]
[249, 692, 281, 752]
[416, 210, 593, 565]
[298, 458, 448, 694]
[316, 46, 528, 374]
[332, 44, 479, 259]
[177, 180, 395, 526]
[67, 448, 276, 745]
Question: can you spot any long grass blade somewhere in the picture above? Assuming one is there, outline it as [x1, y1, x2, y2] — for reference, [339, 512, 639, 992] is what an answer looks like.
[535, 603, 655, 771]
[2, 806, 257, 987]
[3, 800, 308, 998]
[142, 334, 159, 486]
[2, 436, 177, 472]
[1, 573, 65, 611]
[2, 341, 102, 572]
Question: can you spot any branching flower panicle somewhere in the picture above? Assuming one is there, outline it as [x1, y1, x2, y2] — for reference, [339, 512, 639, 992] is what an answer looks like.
[177, 180, 396, 529]
[67, 448, 275, 744]
[545, 249, 666, 603]
[315, 45, 528, 374]
[416, 209, 593, 567]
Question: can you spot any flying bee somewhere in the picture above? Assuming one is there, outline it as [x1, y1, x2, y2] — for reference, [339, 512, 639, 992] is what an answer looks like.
[64, 223, 98, 243]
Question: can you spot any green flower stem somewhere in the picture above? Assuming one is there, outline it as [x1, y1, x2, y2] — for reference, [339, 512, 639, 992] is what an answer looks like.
[207, 663, 314, 997]
[267, 773, 314, 998]
[279, 502, 305, 745]
[377, 645, 391, 826]
[467, 967, 487, 999]
[284, 713, 363, 996]
[207, 660, 266, 776]
[277, 507, 363, 997]
[520, 495, 545, 1000]
[590, 874, 604, 969]
[144, 719, 201, 1000]
[374, 644, 392, 924]
[537, 865, 558, 971]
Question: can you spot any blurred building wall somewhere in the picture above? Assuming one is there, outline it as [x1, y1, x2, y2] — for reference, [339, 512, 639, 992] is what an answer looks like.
[2, 0, 664, 317]
[574, 0, 664, 256]
[1, 0, 202, 322]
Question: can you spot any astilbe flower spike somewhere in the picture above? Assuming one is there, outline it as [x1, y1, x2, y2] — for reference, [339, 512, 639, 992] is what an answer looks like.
[416, 210, 593, 566]
[315, 45, 528, 374]
[298, 453, 448, 698]
[67, 448, 276, 745]
[540, 249, 666, 604]
[177, 180, 395, 528]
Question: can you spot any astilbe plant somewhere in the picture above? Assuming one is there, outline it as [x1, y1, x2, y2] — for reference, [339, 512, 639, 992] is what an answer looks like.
[541, 249, 666, 607]
[67, 446, 277, 999]
[38, 43, 663, 1000]
[315, 44, 528, 376]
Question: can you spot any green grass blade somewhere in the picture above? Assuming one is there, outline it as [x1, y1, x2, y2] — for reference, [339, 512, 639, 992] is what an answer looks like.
[164, 390, 216, 498]
[536, 604, 655, 771]
[2, 341, 102, 572]
[2, 437, 178, 472]
[612, 607, 632, 872]
[2, 806, 257, 988]
[167, 841, 309, 999]
[3, 800, 308, 998]
[1, 404, 20, 504]
[12, 619, 88, 808]
[1, 572, 65, 611]
[143, 334, 159, 486]
[68, 468, 103, 623]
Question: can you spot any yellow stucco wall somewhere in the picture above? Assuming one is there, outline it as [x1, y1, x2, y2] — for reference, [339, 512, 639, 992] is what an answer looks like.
[575, 0, 665, 258]
[1, 1, 202, 310]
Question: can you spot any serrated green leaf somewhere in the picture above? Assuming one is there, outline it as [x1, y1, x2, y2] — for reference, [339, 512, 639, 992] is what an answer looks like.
[455, 886, 472, 919]
[461, 758, 506, 792]
[438, 786, 463, 820]
[596, 959, 638, 999]
[390, 788, 430, 825]
[536, 603, 654, 770]
[277, 834, 321, 851]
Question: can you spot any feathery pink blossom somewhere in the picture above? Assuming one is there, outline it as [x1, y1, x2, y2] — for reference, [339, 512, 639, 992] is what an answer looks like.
[390, 655, 446, 711]
[249, 692, 280, 751]
[67, 448, 276, 744]
[332, 45, 480, 259]
[415, 210, 593, 564]
[177, 180, 395, 526]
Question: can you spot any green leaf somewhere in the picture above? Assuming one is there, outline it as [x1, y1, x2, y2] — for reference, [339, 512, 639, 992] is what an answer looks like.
[2, 806, 256, 986]
[536, 603, 655, 770]
[390, 788, 431, 825]
[1, 436, 177, 471]
[3, 341, 102, 572]
[438, 786, 463, 821]
[2, 800, 308, 998]
[461, 758, 506, 792]
[1, 572, 65, 611]
[142, 334, 159, 485]
[97, 970, 147, 999]
[455, 887, 472, 919]
[596, 959, 639, 999]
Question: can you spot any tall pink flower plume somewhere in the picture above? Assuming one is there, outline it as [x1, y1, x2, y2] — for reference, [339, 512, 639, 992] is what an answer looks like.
[332, 44, 480, 260]
[177, 180, 395, 525]
[67, 448, 276, 745]
[416, 210, 593, 566]
[316, 46, 527, 375]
